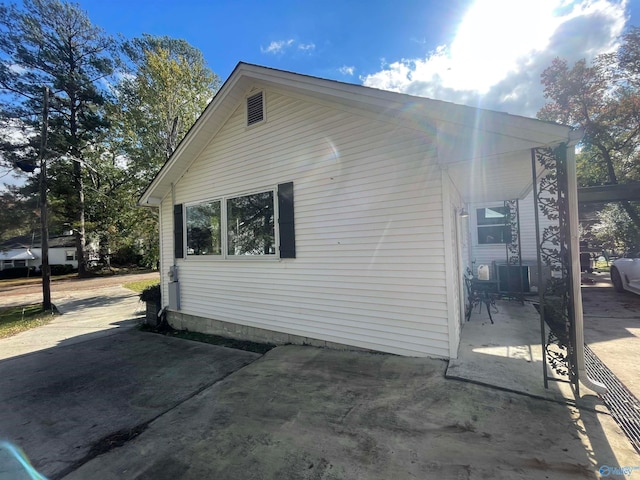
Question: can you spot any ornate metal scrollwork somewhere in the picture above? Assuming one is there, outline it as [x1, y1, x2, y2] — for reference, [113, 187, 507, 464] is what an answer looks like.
[503, 199, 525, 302]
[533, 146, 578, 390]
[504, 199, 521, 266]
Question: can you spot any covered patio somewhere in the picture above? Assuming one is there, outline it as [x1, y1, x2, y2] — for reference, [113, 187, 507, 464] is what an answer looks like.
[446, 298, 603, 406]
[441, 107, 608, 397]
[447, 282, 640, 455]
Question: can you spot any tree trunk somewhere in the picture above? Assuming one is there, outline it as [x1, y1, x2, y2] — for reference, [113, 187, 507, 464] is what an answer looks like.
[69, 83, 88, 277]
[73, 158, 88, 277]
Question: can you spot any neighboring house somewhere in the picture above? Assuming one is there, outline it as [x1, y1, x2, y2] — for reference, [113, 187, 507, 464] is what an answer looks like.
[0, 234, 78, 271]
[139, 63, 578, 359]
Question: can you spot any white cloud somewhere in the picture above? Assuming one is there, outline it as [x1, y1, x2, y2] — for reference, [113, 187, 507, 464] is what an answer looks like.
[361, 0, 628, 117]
[339, 65, 355, 76]
[261, 39, 315, 55]
[261, 39, 295, 54]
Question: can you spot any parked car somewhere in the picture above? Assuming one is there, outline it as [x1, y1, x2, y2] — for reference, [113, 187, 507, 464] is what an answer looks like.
[611, 252, 640, 295]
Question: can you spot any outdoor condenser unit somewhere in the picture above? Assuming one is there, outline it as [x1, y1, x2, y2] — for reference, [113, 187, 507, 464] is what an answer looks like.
[496, 264, 531, 293]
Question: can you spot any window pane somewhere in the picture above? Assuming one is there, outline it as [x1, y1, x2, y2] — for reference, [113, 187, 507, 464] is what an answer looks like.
[227, 191, 275, 256]
[186, 201, 221, 255]
[478, 225, 511, 244]
[476, 206, 509, 226]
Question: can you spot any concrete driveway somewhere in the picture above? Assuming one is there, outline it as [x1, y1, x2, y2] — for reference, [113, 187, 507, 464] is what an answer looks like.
[0, 330, 259, 479]
[62, 346, 638, 480]
[0, 274, 638, 479]
[582, 272, 640, 399]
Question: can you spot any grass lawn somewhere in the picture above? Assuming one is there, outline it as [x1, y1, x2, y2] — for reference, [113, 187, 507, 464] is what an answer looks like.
[123, 279, 159, 294]
[0, 304, 57, 339]
[593, 259, 611, 273]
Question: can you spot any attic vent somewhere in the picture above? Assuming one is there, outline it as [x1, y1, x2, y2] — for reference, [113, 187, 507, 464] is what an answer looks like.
[246, 92, 264, 126]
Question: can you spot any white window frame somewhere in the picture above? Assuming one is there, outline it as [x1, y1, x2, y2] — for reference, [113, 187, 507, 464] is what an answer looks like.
[184, 186, 279, 261]
[65, 250, 77, 261]
[185, 198, 223, 257]
[475, 205, 511, 245]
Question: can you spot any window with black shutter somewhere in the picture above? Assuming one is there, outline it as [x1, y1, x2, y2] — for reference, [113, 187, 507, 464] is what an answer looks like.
[278, 182, 296, 258]
[180, 182, 295, 259]
[174, 204, 184, 258]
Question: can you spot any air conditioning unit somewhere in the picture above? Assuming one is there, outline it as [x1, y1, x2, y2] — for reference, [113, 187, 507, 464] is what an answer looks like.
[496, 264, 530, 293]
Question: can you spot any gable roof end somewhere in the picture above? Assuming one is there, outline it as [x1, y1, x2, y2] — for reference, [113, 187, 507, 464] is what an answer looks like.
[138, 62, 572, 206]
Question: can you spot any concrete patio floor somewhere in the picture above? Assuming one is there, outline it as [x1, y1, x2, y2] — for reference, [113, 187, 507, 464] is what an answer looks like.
[446, 299, 602, 406]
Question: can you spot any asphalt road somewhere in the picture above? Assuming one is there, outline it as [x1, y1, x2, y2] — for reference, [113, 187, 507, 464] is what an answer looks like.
[0, 271, 160, 307]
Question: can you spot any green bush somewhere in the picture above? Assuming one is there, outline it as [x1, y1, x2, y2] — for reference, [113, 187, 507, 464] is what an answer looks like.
[111, 244, 143, 267]
[50, 264, 76, 275]
[139, 283, 161, 303]
[0, 267, 38, 279]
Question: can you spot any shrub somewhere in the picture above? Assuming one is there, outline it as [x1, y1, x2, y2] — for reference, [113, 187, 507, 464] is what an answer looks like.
[139, 283, 161, 303]
[0, 267, 38, 279]
[50, 264, 76, 276]
[111, 245, 143, 267]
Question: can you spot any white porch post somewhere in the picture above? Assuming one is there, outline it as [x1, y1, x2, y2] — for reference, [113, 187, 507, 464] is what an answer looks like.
[566, 144, 607, 394]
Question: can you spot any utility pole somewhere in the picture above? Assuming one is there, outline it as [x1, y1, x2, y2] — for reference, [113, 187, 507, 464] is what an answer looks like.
[39, 86, 51, 311]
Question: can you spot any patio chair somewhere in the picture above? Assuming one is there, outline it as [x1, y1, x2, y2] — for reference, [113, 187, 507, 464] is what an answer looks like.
[464, 274, 497, 324]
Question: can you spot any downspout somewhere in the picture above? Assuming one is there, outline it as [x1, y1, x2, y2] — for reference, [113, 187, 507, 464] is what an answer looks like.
[565, 133, 607, 395]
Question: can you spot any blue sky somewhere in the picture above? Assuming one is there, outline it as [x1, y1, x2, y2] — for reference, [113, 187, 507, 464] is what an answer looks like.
[77, 0, 637, 117]
[83, 0, 468, 83]
[0, 0, 638, 189]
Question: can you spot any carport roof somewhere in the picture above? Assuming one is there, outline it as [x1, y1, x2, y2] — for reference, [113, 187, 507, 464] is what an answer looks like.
[139, 62, 575, 206]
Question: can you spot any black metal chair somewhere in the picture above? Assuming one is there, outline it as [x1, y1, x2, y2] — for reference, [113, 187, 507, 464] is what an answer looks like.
[464, 276, 497, 324]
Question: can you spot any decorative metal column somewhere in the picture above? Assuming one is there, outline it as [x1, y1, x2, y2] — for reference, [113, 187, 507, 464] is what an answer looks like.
[531, 145, 579, 394]
[504, 199, 523, 302]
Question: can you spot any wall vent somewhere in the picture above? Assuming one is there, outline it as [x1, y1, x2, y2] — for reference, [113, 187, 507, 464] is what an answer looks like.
[246, 92, 264, 126]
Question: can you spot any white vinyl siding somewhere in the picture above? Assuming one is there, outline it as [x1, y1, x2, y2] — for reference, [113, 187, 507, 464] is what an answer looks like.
[163, 89, 447, 357]
[442, 172, 464, 358]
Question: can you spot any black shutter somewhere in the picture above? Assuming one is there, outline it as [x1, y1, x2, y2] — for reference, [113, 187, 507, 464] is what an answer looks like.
[174, 204, 184, 259]
[278, 182, 296, 258]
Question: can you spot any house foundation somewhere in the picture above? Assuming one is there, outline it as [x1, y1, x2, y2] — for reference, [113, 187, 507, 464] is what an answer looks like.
[167, 311, 372, 353]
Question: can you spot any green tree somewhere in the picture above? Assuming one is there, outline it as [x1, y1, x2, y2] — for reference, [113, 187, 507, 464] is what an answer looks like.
[0, 187, 37, 242]
[591, 203, 640, 255]
[115, 34, 219, 187]
[538, 27, 640, 250]
[0, 0, 116, 276]
[99, 35, 218, 265]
